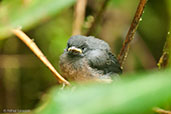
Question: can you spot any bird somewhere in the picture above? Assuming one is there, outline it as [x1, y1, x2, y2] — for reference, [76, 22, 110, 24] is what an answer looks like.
[59, 35, 122, 83]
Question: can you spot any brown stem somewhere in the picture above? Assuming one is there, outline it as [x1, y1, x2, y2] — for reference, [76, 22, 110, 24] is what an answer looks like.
[157, 51, 169, 69]
[153, 107, 171, 114]
[72, 0, 87, 35]
[12, 29, 70, 85]
[86, 0, 109, 36]
[158, 30, 171, 68]
[117, 0, 148, 68]
[157, 1, 171, 69]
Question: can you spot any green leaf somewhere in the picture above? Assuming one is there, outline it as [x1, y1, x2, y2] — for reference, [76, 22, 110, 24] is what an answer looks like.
[32, 69, 171, 114]
[0, 0, 76, 39]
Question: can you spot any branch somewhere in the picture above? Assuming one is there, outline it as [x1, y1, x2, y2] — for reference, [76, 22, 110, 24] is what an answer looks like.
[157, 51, 169, 69]
[12, 29, 70, 85]
[157, 1, 171, 69]
[72, 0, 87, 35]
[158, 31, 171, 69]
[117, 0, 148, 68]
[153, 107, 171, 114]
[86, 0, 109, 36]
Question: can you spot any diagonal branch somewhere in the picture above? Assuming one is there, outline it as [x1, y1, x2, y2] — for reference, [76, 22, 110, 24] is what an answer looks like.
[12, 29, 70, 85]
[157, 1, 171, 69]
[158, 29, 171, 69]
[117, 0, 148, 68]
[72, 0, 87, 35]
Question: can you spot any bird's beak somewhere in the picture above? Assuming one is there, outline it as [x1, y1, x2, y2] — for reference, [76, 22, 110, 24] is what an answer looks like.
[68, 46, 82, 54]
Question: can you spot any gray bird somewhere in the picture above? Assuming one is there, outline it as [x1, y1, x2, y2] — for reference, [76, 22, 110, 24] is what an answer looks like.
[59, 35, 122, 83]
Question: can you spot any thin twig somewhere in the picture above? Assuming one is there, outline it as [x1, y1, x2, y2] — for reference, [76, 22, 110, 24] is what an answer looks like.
[153, 107, 171, 114]
[72, 0, 87, 35]
[158, 31, 171, 68]
[157, 51, 169, 69]
[86, 0, 109, 36]
[12, 29, 70, 85]
[117, 0, 148, 68]
[157, 25, 171, 68]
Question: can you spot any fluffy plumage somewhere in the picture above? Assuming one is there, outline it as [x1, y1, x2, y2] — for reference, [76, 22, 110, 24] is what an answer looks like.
[59, 35, 122, 82]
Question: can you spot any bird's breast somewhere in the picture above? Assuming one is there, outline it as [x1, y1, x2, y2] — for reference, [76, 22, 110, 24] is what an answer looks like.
[59, 53, 95, 81]
[59, 53, 112, 83]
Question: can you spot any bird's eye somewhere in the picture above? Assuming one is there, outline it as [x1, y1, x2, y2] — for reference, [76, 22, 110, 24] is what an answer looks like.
[82, 47, 85, 50]
[81, 47, 87, 52]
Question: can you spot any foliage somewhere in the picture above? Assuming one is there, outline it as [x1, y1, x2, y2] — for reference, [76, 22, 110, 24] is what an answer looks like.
[32, 69, 171, 114]
[0, 0, 171, 113]
[0, 0, 76, 39]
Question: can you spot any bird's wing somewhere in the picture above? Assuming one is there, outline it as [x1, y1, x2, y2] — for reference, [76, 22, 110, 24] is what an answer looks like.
[86, 49, 122, 74]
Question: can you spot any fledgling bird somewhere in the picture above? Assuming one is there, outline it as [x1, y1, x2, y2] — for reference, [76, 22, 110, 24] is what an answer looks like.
[59, 35, 122, 83]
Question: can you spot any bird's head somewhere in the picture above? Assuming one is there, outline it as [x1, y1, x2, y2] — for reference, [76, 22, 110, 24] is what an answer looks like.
[65, 35, 89, 57]
[64, 35, 111, 57]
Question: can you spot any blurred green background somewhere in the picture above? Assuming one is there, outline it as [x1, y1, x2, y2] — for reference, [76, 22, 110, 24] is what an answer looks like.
[0, 0, 170, 113]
